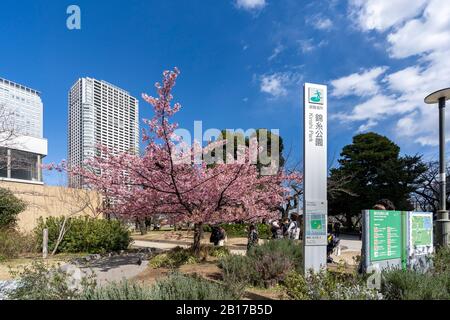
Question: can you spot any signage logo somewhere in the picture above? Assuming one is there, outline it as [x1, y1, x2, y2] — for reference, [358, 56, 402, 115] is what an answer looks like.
[308, 88, 324, 105]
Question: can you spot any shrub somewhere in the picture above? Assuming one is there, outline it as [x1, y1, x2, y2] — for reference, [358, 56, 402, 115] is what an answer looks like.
[284, 270, 382, 300]
[6, 260, 96, 300]
[218, 239, 303, 290]
[248, 239, 303, 271]
[151, 273, 235, 300]
[208, 246, 230, 258]
[34, 216, 131, 254]
[149, 247, 200, 268]
[0, 229, 37, 261]
[381, 269, 450, 300]
[82, 280, 154, 300]
[0, 188, 26, 229]
[218, 254, 256, 298]
[433, 246, 450, 275]
[253, 251, 294, 288]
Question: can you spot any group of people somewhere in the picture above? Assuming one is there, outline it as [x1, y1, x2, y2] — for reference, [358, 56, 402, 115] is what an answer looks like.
[269, 213, 301, 240]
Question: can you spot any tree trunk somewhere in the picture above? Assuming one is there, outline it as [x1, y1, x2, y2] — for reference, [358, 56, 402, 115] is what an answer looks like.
[138, 218, 147, 235]
[193, 222, 203, 256]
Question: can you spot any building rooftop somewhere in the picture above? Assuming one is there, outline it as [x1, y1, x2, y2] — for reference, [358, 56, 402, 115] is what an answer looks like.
[0, 77, 41, 96]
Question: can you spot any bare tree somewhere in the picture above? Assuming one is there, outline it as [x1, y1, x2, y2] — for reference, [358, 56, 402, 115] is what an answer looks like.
[49, 184, 102, 255]
[412, 161, 450, 213]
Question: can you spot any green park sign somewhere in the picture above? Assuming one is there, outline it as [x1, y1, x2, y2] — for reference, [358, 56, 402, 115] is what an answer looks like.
[369, 210, 403, 262]
[362, 210, 433, 272]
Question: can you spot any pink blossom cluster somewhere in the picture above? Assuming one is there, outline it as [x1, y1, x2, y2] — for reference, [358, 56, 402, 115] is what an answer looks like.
[57, 68, 302, 225]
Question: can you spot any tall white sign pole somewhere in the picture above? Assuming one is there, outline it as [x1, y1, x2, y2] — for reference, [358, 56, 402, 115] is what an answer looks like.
[303, 83, 328, 273]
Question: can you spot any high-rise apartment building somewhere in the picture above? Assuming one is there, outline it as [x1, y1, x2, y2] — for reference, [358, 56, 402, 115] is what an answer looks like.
[0, 77, 48, 184]
[68, 78, 139, 187]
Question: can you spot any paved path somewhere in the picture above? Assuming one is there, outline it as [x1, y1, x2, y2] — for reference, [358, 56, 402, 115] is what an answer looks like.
[131, 239, 247, 255]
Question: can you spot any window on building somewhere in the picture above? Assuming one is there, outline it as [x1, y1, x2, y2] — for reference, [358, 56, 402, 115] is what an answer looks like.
[10, 150, 39, 181]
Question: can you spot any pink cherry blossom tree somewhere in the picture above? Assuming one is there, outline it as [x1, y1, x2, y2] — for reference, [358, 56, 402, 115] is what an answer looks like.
[57, 68, 301, 255]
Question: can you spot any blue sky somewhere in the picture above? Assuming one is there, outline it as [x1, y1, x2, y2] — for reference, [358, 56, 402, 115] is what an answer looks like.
[0, 0, 449, 185]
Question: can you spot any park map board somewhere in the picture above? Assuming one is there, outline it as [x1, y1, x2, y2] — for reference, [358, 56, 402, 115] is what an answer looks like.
[369, 210, 402, 261]
[411, 214, 433, 247]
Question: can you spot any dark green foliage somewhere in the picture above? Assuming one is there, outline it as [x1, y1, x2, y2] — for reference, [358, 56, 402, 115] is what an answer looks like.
[211, 129, 285, 173]
[151, 273, 236, 300]
[34, 216, 131, 254]
[0, 229, 37, 261]
[0, 187, 26, 229]
[328, 132, 427, 230]
[203, 223, 271, 239]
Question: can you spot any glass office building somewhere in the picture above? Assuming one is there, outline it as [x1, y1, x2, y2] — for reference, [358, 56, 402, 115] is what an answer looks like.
[0, 77, 48, 184]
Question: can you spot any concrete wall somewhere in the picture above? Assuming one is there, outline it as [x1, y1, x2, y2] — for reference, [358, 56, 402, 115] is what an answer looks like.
[0, 180, 103, 233]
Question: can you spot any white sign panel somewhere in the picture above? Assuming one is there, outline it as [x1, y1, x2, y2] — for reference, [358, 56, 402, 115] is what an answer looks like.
[303, 83, 328, 272]
[305, 200, 328, 245]
[408, 212, 434, 257]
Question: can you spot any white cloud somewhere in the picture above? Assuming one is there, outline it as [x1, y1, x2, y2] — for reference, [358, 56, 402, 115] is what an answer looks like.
[313, 17, 333, 30]
[358, 120, 378, 132]
[333, 0, 450, 146]
[268, 44, 284, 61]
[349, 0, 427, 31]
[330, 67, 388, 98]
[260, 74, 288, 98]
[298, 39, 327, 53]
[235, 0, 266, 11]
[387, 0, 450, 58]
[259, 71, 302, 99]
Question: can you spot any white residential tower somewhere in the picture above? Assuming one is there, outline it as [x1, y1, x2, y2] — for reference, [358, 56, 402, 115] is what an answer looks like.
[68, 78, 139, 187]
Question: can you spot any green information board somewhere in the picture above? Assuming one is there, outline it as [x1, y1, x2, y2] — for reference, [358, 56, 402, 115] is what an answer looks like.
[369, 210, 402, 261]
[411, 215, 433, 247]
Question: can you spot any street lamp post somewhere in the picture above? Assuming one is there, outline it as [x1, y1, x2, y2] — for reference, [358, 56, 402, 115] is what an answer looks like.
[425, 88, 450, 247]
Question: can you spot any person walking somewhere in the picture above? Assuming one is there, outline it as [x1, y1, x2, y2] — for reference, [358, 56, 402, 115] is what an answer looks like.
[247, 224, 259, 252]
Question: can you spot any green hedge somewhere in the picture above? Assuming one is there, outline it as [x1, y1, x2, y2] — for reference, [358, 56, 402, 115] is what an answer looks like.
[34, 216, 131, 254]
[203, 223, 271, 239]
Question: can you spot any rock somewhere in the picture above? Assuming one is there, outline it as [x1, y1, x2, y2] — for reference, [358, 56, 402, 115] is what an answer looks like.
[0, 280, 19, 300]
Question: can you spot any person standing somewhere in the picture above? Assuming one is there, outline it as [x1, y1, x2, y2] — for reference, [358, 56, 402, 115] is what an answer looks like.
[287, 214, 300, 240]
[333, 221, 341, 237]
[210, 226, 221, 246]
[271, 220, 280, 239]
[247, 224, 259, 252]
[218, 226, 227, 246]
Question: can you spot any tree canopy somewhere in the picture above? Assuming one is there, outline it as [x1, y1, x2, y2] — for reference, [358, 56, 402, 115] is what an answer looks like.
[0, 187, 26, 229]
[328, 132, 426, 229]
